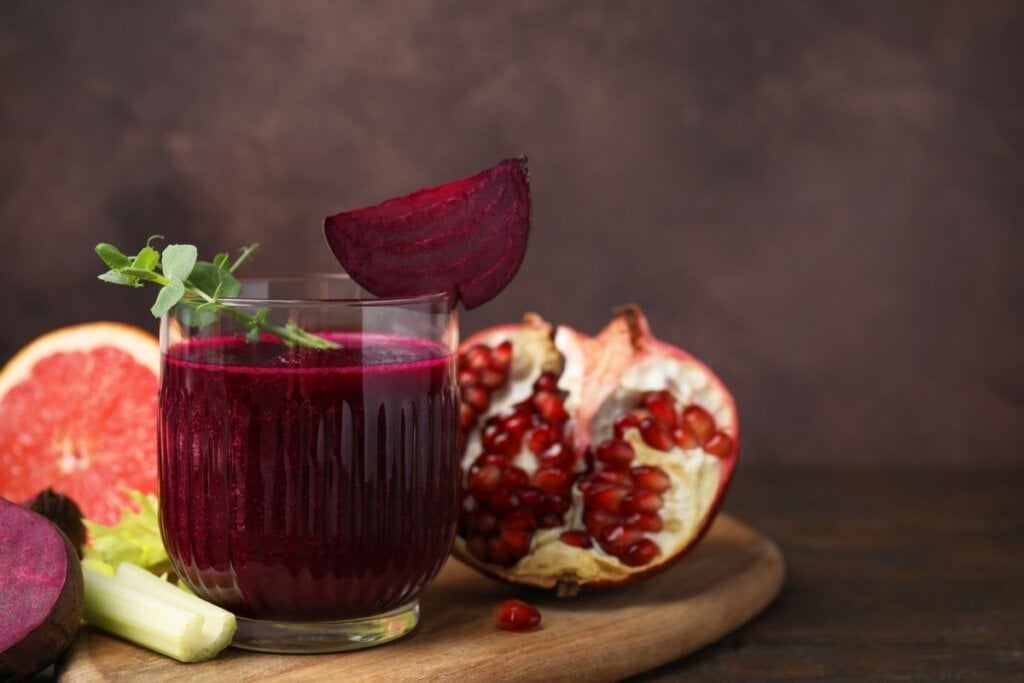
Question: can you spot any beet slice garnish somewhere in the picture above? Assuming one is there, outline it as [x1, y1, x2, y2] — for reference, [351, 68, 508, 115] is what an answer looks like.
[323, 157, 530, 309]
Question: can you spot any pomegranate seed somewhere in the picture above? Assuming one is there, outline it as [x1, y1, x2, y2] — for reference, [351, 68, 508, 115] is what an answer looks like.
[640, 418, 675, 451]
[585, 486, 628, 514]
[464, 345, 492, 372]
[473, 452, 508, 469]
[541, 494, 571, 515]
[621, 539, 660, 567]
[527, 425, 560, 455]
[491, 341, 513, 370]
[621, 490, 664, 515]
[499, 466, 530, 491]
[501, 411, 534, 437]
[624, 512, 663, 532]
[595, 439, 635, 470]
[585, 507, 614, 540]
[468, 464, 502, 497]
[631, 465, 671, 493]
[488, 491, 520, 515]
[487, 537, 515, 565]
[519, 488, 546, 512]
[467, 535, 489, 561]
[704, 431, 734, 457]
[539, 513, 564, 528]
[500, 510, 536, 532]
[488, 409, 511, 425]
[493, 599, 541, 631]
[533, 392, 569, 423]
[501, 530, 533, 558]
[560, 531, 592, 548]
[462, 385, 490, 414]
[482, 423, 502, 449]
[491, 431, 521, 457]
[538, 442, 573, 469]
[588, 470, 633, 489]
[457, 368, 477, 386]
[672, 424, 699, 449]
[681, 405, 716, 443]
[533, 372, 559, 393]
[479, 368, 506, 389]
[460, 404, 477, 429]
[469, 509, 499, 534]
[532, 467, 573, 496]
[584, 508, 618, 538]
[643, 391, 678, 427]
[520, 489, 544, 516]
[599, 524, 644, 556]
[613, 413, 641, 439]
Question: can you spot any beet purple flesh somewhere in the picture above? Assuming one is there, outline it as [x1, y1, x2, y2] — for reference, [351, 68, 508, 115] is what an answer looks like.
[324, 157, 531, 309]
[0, 497, 83, 680]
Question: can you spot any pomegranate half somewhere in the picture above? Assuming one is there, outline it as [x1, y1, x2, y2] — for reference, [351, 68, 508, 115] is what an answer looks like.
[453, 307, 738, 594]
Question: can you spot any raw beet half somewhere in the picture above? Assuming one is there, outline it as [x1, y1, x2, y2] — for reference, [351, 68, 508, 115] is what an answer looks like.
[0, 497, 83, 680]
[323, 157, 530, 309]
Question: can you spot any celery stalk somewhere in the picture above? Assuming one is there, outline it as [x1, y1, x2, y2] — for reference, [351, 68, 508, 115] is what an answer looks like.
[82, 566, 233, 662]
[115, 562, 236, 646]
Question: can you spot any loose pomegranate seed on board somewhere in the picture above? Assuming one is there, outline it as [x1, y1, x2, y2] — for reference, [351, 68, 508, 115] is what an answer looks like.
[493, 599, 542, 631]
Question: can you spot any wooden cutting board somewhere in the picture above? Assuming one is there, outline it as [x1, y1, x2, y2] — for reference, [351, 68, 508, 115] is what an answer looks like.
[59, 514, 783, 682]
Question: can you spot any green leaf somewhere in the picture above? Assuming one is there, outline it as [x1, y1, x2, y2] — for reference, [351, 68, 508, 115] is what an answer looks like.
[217, 270, 242, 298]
[188, 261, 241, 299]
[83, 490, 168, 572]
[120, 267, 167, 284]
[96, 243, 132, 270]
[176, 302, 220, 328]
[132, 246, 160, 272]
[150, 278, 185, 317]
[187, 262, 220, 297]
[96, 237, 333, 348]
[161, 244, 197, 281]
[98, 269, 133, 286]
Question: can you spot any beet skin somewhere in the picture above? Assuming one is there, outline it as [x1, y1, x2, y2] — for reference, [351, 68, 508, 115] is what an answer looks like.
[0, 496, 83, 680]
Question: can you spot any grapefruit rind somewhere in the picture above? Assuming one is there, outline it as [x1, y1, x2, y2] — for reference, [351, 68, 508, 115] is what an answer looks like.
[0, 322, 159, 400]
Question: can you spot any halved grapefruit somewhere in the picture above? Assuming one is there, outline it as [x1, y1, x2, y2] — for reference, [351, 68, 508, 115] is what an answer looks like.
[0, 322, 160, 525]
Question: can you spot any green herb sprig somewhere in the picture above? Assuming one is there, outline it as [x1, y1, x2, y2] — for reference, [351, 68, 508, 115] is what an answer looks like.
[95, 237, 339, 350]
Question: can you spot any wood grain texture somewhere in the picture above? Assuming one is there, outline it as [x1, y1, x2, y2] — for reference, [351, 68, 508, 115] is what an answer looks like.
[634, 469, 1024, 682]
[58, 514, 783, 682]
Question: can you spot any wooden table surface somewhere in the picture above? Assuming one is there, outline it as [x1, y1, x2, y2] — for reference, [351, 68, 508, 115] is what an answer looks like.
[635, 469, 1024, 682]
[41, 469, 1022, 681]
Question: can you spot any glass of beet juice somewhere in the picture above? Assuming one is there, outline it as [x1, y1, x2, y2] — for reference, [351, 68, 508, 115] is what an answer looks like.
[157, 274, 459, 652]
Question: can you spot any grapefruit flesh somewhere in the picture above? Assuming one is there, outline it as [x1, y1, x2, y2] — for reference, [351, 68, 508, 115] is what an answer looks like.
[0, 323, 160, 525]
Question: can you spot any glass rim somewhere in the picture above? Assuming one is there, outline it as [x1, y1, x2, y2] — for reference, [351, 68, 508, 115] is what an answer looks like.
[202, 273, 455, 308]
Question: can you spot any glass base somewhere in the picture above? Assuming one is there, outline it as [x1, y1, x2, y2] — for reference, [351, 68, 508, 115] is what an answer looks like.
[231, 601, 419, 653]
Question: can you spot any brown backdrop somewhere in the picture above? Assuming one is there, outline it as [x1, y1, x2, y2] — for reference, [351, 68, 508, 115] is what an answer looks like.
[1, 1, 1021, 467]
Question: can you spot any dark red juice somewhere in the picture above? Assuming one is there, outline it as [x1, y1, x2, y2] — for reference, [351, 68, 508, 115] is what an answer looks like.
[158, 333, 458, 621]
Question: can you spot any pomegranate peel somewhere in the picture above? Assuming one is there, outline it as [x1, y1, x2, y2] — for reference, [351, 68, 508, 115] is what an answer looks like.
[454, 307, 738, 594]
[323, 157, 530, 309]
